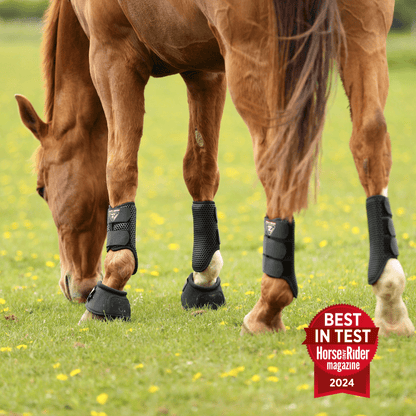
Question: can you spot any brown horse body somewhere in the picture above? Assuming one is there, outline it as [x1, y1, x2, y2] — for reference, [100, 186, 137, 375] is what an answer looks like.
[16, 0, 414, 335]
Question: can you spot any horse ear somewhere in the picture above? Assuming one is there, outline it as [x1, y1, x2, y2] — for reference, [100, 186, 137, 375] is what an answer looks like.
[15, 94, 48, 141]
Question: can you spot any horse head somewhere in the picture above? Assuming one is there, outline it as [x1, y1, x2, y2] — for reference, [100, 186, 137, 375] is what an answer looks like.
[16, 94, 108, 303]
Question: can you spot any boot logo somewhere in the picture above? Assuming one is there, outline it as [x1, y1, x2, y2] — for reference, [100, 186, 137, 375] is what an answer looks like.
[109, 210, 120, 222]
[266, 220, 276, 236]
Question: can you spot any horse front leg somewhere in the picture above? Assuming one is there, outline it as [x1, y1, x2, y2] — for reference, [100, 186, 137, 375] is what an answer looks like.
[180, 71, 227, 310]
[78, 31, 151, 322]
[338, 0, 414, 336]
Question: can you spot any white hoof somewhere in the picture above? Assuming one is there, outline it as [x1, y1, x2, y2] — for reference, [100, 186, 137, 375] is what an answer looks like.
[372, 259, 415, 337]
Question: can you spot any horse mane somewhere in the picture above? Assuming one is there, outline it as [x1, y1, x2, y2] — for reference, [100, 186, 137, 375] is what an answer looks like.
[32, 0, 60, 173]
[42, 0, 61, 123]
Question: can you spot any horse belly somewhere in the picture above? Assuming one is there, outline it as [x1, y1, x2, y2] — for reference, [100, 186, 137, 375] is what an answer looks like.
[119, 0, 224, 72]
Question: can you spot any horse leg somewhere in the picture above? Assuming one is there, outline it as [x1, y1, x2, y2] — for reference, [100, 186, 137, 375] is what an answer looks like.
[338, 0, 414, 336]
[200, 0, 340, 333]
[180, 71, 227, 309]
[77, 9, 152, 321]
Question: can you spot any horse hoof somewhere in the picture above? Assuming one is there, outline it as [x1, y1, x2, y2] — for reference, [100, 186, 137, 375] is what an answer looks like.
[375, 316, 415, 337]
[59, 273, 101, 303]
[240, 311, 287, 335]
[78, 309, 105, 325]
[181, 273, 225, 310]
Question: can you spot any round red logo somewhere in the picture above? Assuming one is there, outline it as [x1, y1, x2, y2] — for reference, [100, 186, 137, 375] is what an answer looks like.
[303, 304, 379, 397]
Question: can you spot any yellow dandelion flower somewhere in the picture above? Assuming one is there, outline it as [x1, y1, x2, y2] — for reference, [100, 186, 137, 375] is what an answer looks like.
[267, 354, 275, 359]
[0, 299, 5, 304]
[288, 368, 296, 374]
[268, 366, 278, 373]
[303, 237, 312, 244]
[227, 366, 245, 377]
[148, 385, 159, 393]
[217, 211, 226, 219]
[220, 372, 229, 378]
[168, 243, 180, 251]
[150, 271, 159, 276]
[192, 372, 202, 381]
[315, 413, 328, 416]
[134, 364, 144, 369]
[22, 413, 32, 416]
[175, 353, 181, 356]
[407, 276, 416, 281]
[373, 355, 383, 360]
[125, 284, 131, 289]
[267, 376, 279, 382]
[245, 291, 254, 295]
[3, 232, 11, 239]
[222, 282, 230, 287]
[297, 324, 308, 330]
[0, 347, 12, 352]
[79, 328, 89, 332]
[387, 348, 396, 352]
[319, 240, 327, 248]
[296, 384, 310, 391]
[396, 207, 405, 217]
[173, 268, 179, 273]
[46, 261, 55, 268]
[53, 363, 61, 369]
[402, 233, 409, 240]
[70, 369, 81, 377]
[282, 349, 296, 355]
[257, 246, 263, 254]
[16, 345, 27, 350]
[56, 374, 68, 381]
[37, 299, 43, 302]
[135, 288, 144, 292]
[219, 321, 226, 325]
[251, 375, 261, 382]
[165, 369, 172, 374]
[96, 393, 108, 405]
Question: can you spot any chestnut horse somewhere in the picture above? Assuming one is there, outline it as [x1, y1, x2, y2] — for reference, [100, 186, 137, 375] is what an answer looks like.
[16, 0, 414, 335]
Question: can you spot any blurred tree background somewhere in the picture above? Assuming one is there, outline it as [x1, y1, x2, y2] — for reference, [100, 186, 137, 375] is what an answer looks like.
[0, 0, 415, 32]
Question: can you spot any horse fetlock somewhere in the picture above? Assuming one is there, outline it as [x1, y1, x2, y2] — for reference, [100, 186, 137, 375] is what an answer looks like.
[373, 259, 415, 336]
[103, 249, 135, 290]
[59, 272, 100, 303]
[193, 250, 223, 287]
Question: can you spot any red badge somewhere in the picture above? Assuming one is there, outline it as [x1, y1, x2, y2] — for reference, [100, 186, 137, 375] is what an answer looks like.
[302, 304, 378, 398]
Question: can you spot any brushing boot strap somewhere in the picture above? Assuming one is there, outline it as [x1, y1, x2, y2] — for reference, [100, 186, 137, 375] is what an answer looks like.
[106, 202, 138, 275]
[85, 281, 131, 320]
[192, 201, 221, 272]
[366, 195, 399, 285]
[263, 217, 298, 298]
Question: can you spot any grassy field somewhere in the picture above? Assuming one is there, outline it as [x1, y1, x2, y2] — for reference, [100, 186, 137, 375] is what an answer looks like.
[1, 22, 416, 416]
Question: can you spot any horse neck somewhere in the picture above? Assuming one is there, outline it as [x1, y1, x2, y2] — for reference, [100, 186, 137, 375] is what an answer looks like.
[51, 0, 107, 154]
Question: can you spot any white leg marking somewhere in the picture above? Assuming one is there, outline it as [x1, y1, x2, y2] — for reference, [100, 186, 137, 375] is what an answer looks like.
[193, 250, 223, 287]
[381, 186, 388, 197]
[372, 258, 415, 336]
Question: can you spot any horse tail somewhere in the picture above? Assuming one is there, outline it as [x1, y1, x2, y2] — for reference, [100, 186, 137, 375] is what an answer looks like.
[260, 0, 345, 218]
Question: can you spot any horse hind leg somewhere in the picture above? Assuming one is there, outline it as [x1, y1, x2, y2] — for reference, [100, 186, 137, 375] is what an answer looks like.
[339, 0, 414, 336]
[180, 71, 227, 310]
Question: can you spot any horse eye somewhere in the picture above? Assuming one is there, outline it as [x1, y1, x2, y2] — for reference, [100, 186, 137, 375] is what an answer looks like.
[36, 187, 45, 198]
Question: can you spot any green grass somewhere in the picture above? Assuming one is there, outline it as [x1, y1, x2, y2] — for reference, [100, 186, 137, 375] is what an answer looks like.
[1, 23, 416, 416]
